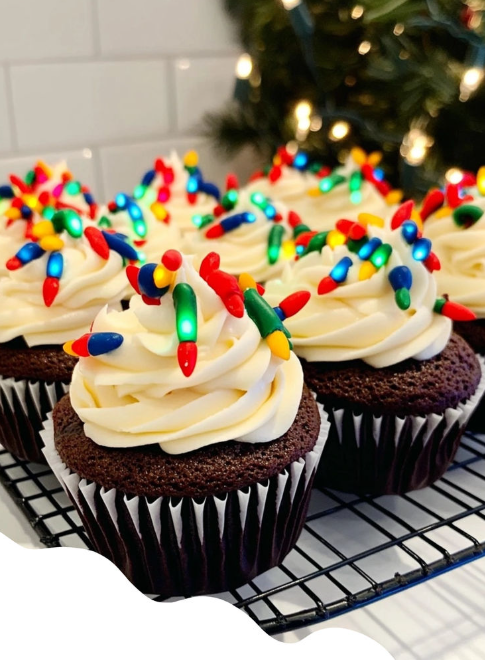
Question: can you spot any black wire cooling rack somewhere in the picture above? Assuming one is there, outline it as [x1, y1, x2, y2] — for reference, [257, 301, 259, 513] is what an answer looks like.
[1, 428, 485, 636]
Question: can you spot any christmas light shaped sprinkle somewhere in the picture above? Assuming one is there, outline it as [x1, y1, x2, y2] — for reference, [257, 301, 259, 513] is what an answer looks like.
[173, 282, 198, 377]
[433, 298, 477, 321]
[112, 192, 148, 239]
[273, 291, 311, 321]
[205, 212, 256, 238]
[243, 288, 292, 360]
[249, 192, 279, 220]
[388, 266, 412, 310]
[238, 272, 265, 295]
[420, 189, 445, 221]
[452, 204, 484, 228]
[477, 167, 485, 196]
[199, 252, 245, 317]
[64, 332, 124, 358]
[6, 242, 44, 270]
[267, 224, 285, 264]
[318, 257, 353, 294]
[411, 238, 432, 262]
[390, 200, 415, 230]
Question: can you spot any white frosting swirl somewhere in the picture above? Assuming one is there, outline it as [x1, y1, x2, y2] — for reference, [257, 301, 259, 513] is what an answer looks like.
[97, 203, 182, 264]
[423, 196, 485, 318]
[0, 216, 30, 277]
[185, 189, 295, 282]
[0, 221, 130, 346]
[245, 166, 320, 210]
[69, 256, 303, 454]
[264, 225, 452, 368]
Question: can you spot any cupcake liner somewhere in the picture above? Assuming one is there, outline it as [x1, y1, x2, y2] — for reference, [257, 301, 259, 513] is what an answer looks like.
[0, 375, 69, 464]
[41, 405, 329, 597]
[314, 356, 485, 496]
[465, 353, 485, 434]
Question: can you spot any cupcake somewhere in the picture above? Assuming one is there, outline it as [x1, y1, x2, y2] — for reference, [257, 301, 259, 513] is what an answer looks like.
[97, 194, 182, 264]
[264, 211, 484, 495]
[0, 162, 98, 276]
[185, 185, 304, 283]
[127, 150, 220, 236]
[421, 180, 485, 430]
[246, 146, 401, 232]
[41, 250, 327, 596]
[0, 211, 137, 463]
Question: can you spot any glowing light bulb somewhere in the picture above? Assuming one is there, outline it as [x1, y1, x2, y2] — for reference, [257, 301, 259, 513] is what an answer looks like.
[358, 41, 371, 55]
[351, 5, 364, 19]
[400, 128, 434, 166]
[281, 0, 301, 8]
[295, 100, 312, 122]
[329, 121, 350, 141]
[236, 53, 253, 80]
[445, 168, 464, 185]
[393, 23, 404, 36]
[460, 67, 484, 101]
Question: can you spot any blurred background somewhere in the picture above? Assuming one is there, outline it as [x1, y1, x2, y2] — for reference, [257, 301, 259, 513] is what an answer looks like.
[0, 0, 251, 200]
[0, 0, 484, 199]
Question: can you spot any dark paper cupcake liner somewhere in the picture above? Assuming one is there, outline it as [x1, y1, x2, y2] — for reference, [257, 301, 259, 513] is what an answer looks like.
[41, 408, 328, 597]
[314, 357, 485, 496]
[0, 375, 69, 463]
[466, 353, 485, 434]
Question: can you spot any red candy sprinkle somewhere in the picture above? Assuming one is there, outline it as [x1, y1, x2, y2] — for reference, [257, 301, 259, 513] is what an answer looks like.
[141, 294, 161, 306]
[279, 291, 311, 318]
[205, 224, 224, 239]
[84, 226, 110, 260]
[420, 189, 445, 220]
[43, 277, 60, 307]
[10, 175, 29, 194]
[424, 252, 441, 272]
[256, 283, 265, 295]
[155, 158, 165, 173]
[391, 200, 415, 230]
[336, 219, 353, 235]
[442, 301, 477, 322]
[178, 341, 197, 377]
[163, 167, 174, 185]
[318, 276, 339, 295]
[288, 210, 302, 228]
[187, 192, 197, 205]
[273, 213, 283, 223]
[6, 256, 22, 271]
[11, 197, 23, 209]
[268, 165, 282, 183]
[38, 191, 50, 206]
[161, 249, 182, 271]
[199, 252, 220, 281]
[71, 334, 91, 358]
[226, 173, 239, 191]
[213, 204, 225, 218]
[126, 265, 141, 294]
[107, 201, 117, 213]
[225, 293, 245, 317]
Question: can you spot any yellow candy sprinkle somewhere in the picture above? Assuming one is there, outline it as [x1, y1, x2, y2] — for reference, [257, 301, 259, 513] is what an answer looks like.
[63, 340, 77, 357]
[22, 194, 41, 211]
[36, 160, 52, 178]
[357, 213, 384, 228]
[386, 189, 403, 205]
[266, 330, 290, 360]
[39, 235, 64, 251]
[410, 209, 424, 231]
[359, 261, 378, 281]
[183, 150, 199, 169]
[307, 186, 321, 197]
[238, 272, 258, 292]
[351, 147, 367, 166]
[32, 220, 55, 239]
[5, 207, 21, 220]
[434, 206, 452, 219]
[273, 154, 282, 166]
[150, 201, 168, 222]
[153, 264, 175, 288]
[477, 166, 485, 196]
[326, 229, 346, 248]
[368, 151, 382, 167]
[282, 239, 296, 260]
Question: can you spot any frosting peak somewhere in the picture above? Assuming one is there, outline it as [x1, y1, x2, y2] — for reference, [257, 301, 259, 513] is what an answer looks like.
[68, 252, 308, 454]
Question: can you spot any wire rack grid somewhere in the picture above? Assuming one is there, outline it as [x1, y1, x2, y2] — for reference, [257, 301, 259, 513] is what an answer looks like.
[1, 428, 485, 636]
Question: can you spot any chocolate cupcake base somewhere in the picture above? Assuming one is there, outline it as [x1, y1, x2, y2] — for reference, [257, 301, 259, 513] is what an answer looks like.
[41, 397, 328, 597]
[0, 376, 69, 463]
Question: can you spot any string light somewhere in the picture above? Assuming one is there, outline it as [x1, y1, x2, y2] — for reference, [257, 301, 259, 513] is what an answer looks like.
[445, 168, 464, 184]
[358, 41, 371, 55]
[393, 23, 405, 36]
[294, 100, 312, 139]
[460, 67, 484, 101]
[351, 5, 364, 19]
[400, 128, 434, 166]
[281, 0, 301, 8]
[236, 54, 253, 80]
[329, 121, 351, 141]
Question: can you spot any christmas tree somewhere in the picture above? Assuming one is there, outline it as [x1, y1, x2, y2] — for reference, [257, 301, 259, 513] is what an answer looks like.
[205, 0, 485, 195]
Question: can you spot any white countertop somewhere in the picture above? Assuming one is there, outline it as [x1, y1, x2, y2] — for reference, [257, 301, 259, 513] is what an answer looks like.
[1, 479, 485, 659]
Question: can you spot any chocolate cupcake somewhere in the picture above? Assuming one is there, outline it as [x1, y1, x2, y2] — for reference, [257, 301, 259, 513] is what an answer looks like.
[264, 211, 485, 495]
[42, 251, 327, 596]
[0, 209, 136, 463]
[421, 180, 485, 430]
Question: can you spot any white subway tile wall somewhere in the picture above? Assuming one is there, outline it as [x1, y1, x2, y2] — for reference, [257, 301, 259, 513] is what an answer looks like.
[0, 0, 258, 201]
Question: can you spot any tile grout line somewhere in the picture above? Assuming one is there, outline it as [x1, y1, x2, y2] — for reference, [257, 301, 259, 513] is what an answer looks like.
[3, 64, 19, 152]
[90, 0, 103, 57]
